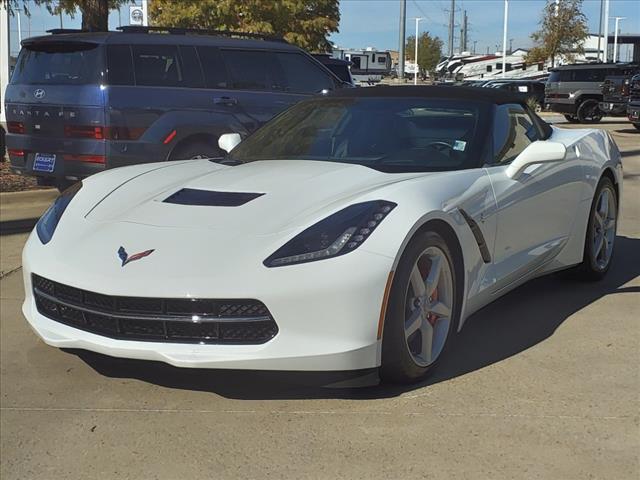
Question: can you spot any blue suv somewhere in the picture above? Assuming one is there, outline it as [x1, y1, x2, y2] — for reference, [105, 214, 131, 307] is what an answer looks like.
[5, 27, 345, 189]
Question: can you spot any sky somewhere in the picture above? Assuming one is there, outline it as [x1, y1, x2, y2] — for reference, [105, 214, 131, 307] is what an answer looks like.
[6, 0, 640, 58]
[331, 0, 640, 54]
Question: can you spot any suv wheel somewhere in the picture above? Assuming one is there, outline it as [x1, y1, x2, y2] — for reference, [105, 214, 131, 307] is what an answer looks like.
[169, 140, 223, 161]
[576, 99, 603, 124]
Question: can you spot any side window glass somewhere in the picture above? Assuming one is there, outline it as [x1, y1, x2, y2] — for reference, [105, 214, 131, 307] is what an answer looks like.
[275, 52, 334, 94]
[220, 50, 279, 91]
[131, 45, 183, 87]
[107, 45, 134, 85]
[178, 45, 204, 88]
[196, 46, 228, 89]
[492, 104, 536, 164]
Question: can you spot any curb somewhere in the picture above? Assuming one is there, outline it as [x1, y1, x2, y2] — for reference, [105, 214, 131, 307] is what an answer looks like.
[0, 189, 57, 235]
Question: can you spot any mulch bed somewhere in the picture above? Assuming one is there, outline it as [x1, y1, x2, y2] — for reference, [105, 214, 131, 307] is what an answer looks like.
[0, 160, 39, 193]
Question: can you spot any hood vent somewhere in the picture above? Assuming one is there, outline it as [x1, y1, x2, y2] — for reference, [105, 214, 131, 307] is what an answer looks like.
[164, 188, 264, 207]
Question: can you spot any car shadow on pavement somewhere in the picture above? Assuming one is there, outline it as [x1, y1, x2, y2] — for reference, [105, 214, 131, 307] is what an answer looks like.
[69, 235, 640, 400]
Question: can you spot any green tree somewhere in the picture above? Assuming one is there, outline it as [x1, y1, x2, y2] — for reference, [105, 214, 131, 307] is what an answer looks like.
[148, 0, 340, 52]
[526, 0, 588, 65]
[405, 32, 443, 74]
[3, 0, 129, 31]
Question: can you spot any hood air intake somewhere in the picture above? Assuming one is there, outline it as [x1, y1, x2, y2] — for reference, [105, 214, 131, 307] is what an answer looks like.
[164, 188, 264, 207]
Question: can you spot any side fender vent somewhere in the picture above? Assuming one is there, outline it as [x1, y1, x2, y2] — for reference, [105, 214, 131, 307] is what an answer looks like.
[459, 208, 492, 264]
[164, 188, 264, 207]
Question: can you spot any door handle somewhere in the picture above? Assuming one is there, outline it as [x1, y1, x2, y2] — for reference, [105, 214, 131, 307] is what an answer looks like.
[213, 96, 238, 106]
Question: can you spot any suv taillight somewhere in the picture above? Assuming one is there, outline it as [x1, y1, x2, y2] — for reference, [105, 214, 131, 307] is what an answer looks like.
[64, 125, 105, 140]
[63, 125, 146, 141]
[622, 79, 630, 97]
[7, 121, 25, 134]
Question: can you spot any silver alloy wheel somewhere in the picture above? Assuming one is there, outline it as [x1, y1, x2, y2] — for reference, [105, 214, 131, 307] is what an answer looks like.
[403, 246, 454, 367]
[592, 187, 617, 270]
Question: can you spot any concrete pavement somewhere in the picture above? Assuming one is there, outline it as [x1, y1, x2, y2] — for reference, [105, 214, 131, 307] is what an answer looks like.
[1, 119, 638, 479]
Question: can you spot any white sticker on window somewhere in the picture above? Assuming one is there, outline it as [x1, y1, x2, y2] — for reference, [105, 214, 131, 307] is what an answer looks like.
[518, 86, 529, 93]
[453, 140, 467, 151]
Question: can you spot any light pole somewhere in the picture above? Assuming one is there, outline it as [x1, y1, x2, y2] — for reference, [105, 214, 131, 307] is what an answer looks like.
[603, 0, 609, 62]
[473, 40, 477, 54]
[413, 17, 422, 85]
[398, 0, 406, 82]
[501, 0, 508, 77]
[612, 17, 625, 63]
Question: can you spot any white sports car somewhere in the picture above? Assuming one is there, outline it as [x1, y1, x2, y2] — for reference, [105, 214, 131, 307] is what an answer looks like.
[22, 87, 622, 383]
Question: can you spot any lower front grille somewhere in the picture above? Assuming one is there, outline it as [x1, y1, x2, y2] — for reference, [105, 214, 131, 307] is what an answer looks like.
[32, 274, 278, 344]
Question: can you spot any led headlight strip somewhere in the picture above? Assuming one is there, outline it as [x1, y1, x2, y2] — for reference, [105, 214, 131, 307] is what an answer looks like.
[264, 200, 396, 267]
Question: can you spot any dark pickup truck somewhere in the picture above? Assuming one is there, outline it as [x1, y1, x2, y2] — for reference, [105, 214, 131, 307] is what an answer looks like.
[599, 70, 639, 117]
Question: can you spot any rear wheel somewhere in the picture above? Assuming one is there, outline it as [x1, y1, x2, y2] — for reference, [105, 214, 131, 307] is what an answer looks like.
[169, 140, 223, 161]
[576, 99, 603, 123]
[380, 231, 460, 384]
[576, 177, 617, 280]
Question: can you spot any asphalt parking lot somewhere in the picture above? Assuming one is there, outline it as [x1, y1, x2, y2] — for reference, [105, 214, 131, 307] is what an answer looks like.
[1, 118, 638, 479]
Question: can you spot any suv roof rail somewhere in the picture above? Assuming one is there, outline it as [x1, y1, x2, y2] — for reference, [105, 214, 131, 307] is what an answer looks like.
[116, 26, 288, 43]
[46, 28, 92, 34]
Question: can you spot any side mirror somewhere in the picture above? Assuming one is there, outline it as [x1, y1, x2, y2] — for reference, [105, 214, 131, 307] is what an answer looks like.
[506, 141, 566, 178]
[218, 133, 242, 153]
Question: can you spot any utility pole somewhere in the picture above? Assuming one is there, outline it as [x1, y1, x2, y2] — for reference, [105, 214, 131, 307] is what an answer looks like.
[473, 40, 477, 54]
[612, 17, 625, 63]
[448, 0, 455, 57]
[597, 0, 604, 61]
[603, 0, 609, 62]
[414, 18, 422, 85]
[398, 0, 406, 81]
[509, 38, 513, 55]
[501, 0, 508, 77]
[463, 11, 468, 52]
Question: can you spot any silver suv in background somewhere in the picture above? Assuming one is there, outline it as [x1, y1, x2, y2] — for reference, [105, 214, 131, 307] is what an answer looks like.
[545, 63, 638, 123]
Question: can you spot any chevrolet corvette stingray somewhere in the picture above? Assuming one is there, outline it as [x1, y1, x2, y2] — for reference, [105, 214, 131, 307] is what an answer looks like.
[21, 86, 622, 383]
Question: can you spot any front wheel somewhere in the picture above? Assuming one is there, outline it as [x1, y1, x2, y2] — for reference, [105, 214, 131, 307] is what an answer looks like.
[576, 177, 617, 280]
[380, 231, 460, 384]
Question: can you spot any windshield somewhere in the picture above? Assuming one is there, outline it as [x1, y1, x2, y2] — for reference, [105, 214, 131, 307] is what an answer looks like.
[11, 43, 103, 85]
[230, 97, 487, 173]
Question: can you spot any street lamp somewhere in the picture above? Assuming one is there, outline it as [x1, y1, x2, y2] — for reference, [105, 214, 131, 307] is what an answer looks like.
[612, 16, 626, 63]
[413, 17, 423, 85]
[501, 0, 509, 78]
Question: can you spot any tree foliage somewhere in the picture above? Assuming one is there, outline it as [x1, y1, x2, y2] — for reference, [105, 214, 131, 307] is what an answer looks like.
[148, 0, 340, 52]
[3, 0, 129, 31]
[526, 0, 588, 65]
[405, 32, 443, 73]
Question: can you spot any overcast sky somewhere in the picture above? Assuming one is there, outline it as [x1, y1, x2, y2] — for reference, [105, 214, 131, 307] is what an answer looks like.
[6, 0, 640, 57]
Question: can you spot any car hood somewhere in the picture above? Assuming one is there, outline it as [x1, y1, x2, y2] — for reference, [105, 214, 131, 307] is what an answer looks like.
[85, 159, 420, 235]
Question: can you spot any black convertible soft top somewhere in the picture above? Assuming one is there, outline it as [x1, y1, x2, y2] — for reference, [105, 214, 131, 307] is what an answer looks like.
[330, 85, 528, 105]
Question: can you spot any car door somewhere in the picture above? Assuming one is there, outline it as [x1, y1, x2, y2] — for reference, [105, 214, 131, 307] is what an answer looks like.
[216, 49, 300, 132]
[485, 103, 583, 291]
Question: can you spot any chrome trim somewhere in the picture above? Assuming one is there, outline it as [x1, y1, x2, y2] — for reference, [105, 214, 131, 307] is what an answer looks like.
[33, 288, 272, 324]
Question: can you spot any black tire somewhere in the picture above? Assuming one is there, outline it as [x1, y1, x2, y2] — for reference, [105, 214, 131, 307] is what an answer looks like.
[169, 140, 223, 161]
[576, 99, 603, 124]
[633, 123, 640, 131]
[380, 230, 461, 384]
[564, 114, 579, 123]
[575, 177, 617, 281]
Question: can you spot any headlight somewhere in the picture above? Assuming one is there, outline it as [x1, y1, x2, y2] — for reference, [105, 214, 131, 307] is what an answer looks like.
[36, 182, 82, 244]
[264, 200, 396, 267]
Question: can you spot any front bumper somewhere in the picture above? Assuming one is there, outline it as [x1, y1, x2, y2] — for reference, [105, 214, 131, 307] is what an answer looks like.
[627, 104, 640, 123]
[21, 231, 393, 371]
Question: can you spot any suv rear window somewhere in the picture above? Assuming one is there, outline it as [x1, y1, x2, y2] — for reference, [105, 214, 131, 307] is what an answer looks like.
[549, 68, 631, 83]
[11, 42, 102, 85]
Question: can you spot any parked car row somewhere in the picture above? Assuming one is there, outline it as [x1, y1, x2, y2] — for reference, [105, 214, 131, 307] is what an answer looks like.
[4, 27, 347, 190]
